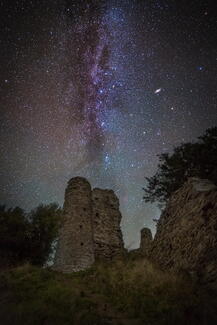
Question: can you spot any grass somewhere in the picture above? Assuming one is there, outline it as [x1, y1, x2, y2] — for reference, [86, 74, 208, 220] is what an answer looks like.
[0, 257, 216, 324]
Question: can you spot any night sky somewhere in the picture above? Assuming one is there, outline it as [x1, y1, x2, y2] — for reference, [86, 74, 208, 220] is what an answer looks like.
[1, 0, 217, 248]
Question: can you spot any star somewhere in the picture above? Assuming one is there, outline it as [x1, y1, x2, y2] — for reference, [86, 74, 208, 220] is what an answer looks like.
[0, 0, 216, 250]
[154, 88, 162, 94]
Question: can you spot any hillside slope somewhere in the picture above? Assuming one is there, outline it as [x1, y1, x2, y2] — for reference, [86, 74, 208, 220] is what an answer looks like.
[0, 257, 216, 325]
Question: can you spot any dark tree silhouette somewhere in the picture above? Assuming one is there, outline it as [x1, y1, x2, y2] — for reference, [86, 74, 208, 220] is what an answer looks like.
[0, 206, 29, 266]
[143, 127, 217, 204]
[0, 203, 62, 267]
[28, 203, 62, 265]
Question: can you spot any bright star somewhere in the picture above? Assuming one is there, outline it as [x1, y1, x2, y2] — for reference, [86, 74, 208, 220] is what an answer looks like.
[154, 88, 162, 94]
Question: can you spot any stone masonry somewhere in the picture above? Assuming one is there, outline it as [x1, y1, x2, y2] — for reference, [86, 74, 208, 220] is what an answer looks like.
[92, 188, 124, 260]
[139, 178, 217, 287]
[53, 177, 95, 272]
[53, 177, 124, 273]
[139, 227, 153, 257]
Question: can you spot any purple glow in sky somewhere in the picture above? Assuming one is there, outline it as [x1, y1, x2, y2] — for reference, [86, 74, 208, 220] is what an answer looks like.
[1, 0, 217, 248]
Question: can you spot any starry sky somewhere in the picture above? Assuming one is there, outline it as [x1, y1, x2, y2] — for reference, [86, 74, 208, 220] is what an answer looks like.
[1, 0, 217, 248]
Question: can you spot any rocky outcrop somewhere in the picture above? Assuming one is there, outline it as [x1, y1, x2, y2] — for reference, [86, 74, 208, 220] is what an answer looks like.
[148, 178, 217, 287]
[53, 177, 124, 273]
[92, 188, 124, 260]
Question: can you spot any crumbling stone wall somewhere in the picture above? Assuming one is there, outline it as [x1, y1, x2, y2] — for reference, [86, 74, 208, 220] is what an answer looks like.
[53, 177, 124, 272]
[92, 188, 124, 260]
[148, 178, 217, 287]
[53, 177, 95, 273]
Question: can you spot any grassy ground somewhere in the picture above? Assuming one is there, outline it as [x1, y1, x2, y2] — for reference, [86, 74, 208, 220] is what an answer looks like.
[0, 256, 216, 325]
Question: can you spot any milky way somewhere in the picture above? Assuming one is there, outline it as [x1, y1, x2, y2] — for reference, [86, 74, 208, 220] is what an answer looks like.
[1, 0, 217, 248]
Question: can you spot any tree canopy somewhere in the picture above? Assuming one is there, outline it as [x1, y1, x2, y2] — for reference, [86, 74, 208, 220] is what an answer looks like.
[143, 127, 217, 204]
[0, 203, 62, 267]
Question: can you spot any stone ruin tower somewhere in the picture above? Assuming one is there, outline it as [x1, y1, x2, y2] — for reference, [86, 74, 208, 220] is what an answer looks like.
[53, 177, 95, 272]
[139, 227, 153, 257]
[53, 177, 124, 273]
[92, 188, 124, 261]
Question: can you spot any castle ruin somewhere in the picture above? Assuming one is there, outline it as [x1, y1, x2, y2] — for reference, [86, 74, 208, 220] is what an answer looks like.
[138, 178, 217, 287]
[53, 177, 124, 273]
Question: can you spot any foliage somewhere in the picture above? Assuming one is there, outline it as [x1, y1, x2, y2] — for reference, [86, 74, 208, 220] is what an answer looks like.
[143, 127, 217, 204]
[0, 259, 216, 325]
[0, 206, 29, 266]
[27, 203, 62, 265]
[0, 203, 62, 267]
